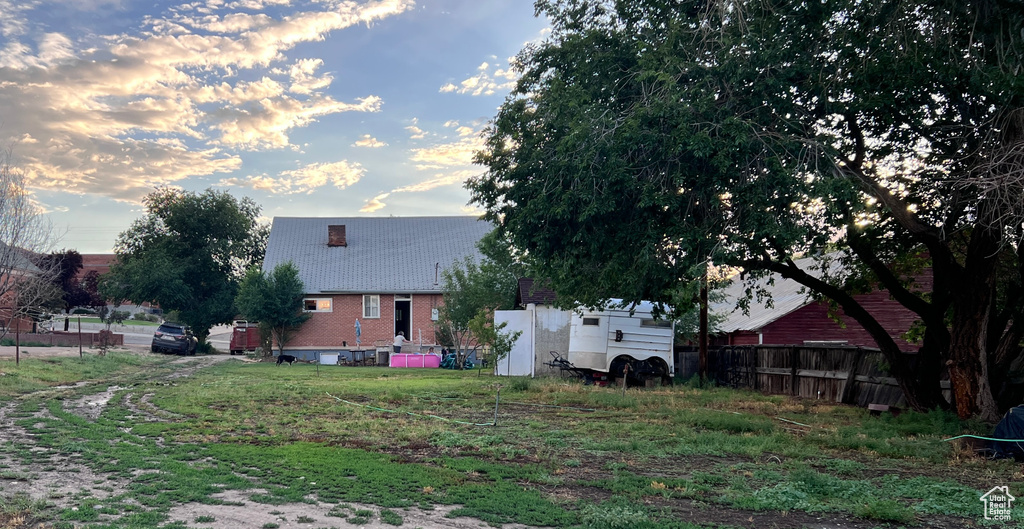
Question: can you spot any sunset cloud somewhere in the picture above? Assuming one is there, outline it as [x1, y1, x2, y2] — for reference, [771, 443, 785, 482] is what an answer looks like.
[360, 192, 390, 212]
[352, 134, 388, 148]
[218, 159, 365, 195]
[439, 59, 518, 96]
[410, 136, 484, 170]
[0, 0, 412, 203]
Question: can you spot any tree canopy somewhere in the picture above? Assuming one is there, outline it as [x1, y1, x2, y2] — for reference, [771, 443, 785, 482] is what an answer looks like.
[469, 0, 1024, 419]
[102, 188, 269, 343]
[36, 250, 90, 314]
[235, 262, 309, 357]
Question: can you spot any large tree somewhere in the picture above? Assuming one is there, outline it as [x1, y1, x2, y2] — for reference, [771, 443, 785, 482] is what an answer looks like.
[102, 188, 269, 345]
[36, 250, 91, 330]
[235, 262, 310, 357]
[469, 0, 1024, 419]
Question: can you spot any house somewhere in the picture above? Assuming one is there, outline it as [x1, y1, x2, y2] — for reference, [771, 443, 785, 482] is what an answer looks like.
[0, 240, 44, 334]
[709, 256, 925, 352]
[261, 216, 492, 359]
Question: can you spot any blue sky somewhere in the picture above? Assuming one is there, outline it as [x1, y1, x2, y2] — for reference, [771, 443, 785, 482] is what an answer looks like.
[0, 0, 549, 252]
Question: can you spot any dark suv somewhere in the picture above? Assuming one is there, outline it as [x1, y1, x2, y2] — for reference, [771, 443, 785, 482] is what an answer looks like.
[151, 322, 198, 355]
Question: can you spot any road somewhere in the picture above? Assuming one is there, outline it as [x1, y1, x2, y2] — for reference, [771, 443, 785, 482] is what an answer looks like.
[53, 321, 232, 352]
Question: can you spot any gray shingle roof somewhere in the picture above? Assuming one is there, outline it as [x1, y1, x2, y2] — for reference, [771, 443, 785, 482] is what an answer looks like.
[710, 255, 845, 332]
[262, 216, 493, 294]
[0, 240, 42, 275]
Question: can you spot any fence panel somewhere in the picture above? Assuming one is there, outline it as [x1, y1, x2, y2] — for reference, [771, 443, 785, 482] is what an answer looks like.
[685, 345, 949, 407]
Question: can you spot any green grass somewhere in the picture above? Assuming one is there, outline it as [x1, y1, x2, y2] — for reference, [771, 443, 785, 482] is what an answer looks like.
[0, 339, 56, 347]
[0, 351, 168, 397]
[2, 355, 1019, 529]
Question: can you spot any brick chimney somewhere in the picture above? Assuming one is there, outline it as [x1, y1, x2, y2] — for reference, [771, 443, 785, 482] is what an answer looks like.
[327, 225, 347, 247]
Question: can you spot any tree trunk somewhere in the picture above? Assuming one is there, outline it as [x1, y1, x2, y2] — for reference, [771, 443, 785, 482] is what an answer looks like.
[948, 290, 1000, 421]
[945, 214, 1001, 421]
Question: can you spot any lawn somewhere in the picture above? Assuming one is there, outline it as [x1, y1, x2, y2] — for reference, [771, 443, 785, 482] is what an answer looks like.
[0, 353, 1021, 528]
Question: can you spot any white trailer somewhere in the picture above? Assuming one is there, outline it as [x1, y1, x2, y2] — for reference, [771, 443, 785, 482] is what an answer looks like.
[567, 301, 675, 385]
[496, 300, 674, 385]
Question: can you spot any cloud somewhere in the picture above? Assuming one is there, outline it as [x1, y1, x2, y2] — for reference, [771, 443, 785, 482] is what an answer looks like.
[360, 192, 390, 213]
[218, 159, 365, 195]
[287, 58, 332, 94]
[212, 94, 382, 150]
[357, 123, 485, 213]
[410, 136, 484, 170]
[392, 169, 477, 193]
[0, 0, 413, 203]
[404, 117, 426, 139]
[352, 134, 387, 148]
[0, 0, 34, 38]
[439, 59, 518, 96]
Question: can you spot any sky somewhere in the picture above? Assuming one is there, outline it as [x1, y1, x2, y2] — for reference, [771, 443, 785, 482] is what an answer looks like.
[0, 0, 550, 253]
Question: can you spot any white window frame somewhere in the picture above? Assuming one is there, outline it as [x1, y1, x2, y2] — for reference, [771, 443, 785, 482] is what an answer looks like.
[363, 294, 380, 319]
[303, 298, 333, 313]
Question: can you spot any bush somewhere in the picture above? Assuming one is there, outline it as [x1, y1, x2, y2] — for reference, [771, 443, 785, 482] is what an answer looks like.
[71, 308, 97, 315]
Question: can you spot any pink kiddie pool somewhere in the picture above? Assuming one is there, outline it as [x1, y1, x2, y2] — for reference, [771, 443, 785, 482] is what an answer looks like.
[389, 353, 441, 368]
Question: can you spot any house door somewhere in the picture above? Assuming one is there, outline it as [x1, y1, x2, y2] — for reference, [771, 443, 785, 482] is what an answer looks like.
[394, 295, 411, 342]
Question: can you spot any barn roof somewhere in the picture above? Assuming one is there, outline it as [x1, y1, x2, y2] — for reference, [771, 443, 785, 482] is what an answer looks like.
[710, 255, 845, 333]
[263, 216, 492, 294]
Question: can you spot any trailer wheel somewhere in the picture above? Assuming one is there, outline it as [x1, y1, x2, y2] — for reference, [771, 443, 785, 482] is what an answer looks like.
[639, 357, 671, 387]
[611, 356, 669, 387]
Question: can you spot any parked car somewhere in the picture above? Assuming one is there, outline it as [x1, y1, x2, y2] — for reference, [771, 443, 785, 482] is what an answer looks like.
[151, 322, 198, 355]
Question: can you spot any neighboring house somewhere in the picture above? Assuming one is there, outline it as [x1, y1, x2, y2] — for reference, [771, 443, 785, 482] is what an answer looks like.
[79, 254, 116, 277]
[709, 256, 925, 352]
[71, 254, 160, 315]
[0, 240, 44, 334]
[261, 216, 492, 358]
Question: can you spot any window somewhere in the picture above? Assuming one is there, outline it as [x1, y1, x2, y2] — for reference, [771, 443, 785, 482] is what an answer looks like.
[303, 298, 332, 312]
[363, 295, 380, 318]
[582, 317, 600, 326]
[640, 319, 672, 328]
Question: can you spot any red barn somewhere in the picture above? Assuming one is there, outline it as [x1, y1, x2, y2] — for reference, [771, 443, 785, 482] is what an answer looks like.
[710, 256, 925, 352]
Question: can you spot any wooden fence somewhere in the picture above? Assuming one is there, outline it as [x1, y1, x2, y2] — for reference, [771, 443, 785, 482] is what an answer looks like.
[678, 345, 950, 408]
[4, 330, 124, 347]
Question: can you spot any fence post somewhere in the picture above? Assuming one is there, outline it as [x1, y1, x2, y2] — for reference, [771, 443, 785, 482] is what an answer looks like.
[751, 347, 759, 391]
[790, 347, 800, 396]
[839, 347, 864, 404]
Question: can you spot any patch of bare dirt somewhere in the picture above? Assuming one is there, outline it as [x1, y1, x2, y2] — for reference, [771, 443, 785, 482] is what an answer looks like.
[0, 401, 132, 504]
[168, 490, 532, 529]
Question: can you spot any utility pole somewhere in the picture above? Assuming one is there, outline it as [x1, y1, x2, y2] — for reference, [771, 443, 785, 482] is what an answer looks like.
[698, 276, 708, 384]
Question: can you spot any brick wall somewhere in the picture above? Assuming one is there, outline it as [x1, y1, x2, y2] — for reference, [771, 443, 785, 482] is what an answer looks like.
[284, 293, 443, 351]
